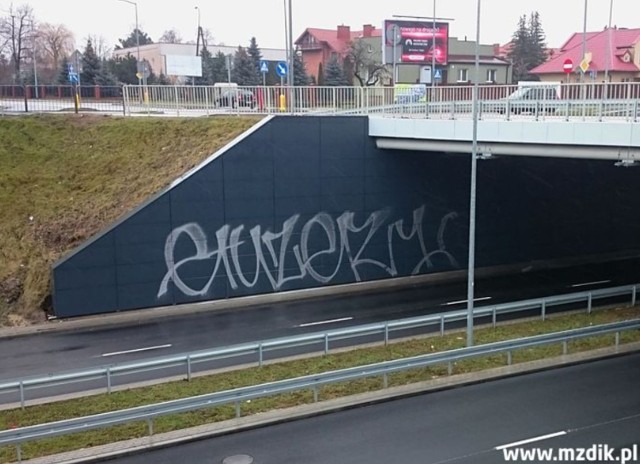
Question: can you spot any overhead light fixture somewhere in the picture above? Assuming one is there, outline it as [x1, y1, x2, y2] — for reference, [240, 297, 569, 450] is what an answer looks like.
[614, 159, 638, 167]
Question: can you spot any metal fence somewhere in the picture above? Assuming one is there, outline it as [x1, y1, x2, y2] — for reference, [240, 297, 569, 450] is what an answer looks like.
[0, 283, 636, 409]
[1, 318, 638, 461]
[3, 83, 640, 121]
[121, 82, 640, 121]
[0, 85, 124, 114]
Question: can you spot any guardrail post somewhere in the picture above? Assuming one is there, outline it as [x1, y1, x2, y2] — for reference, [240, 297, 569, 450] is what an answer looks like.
[107, 367, 112, 394]
[384, 324, 389, 346]
[562, 340, 568, 355]
[440, 315, 445, 336]
[492, 308, 497, 328]
[507, 351, 512, 365]
[324, 334, 329, 355]
[186, 355, 192, 381]
[258, 343, 264, 367]
[19, 381, 25, 409]
[587, 293, 593, 314]
[16, 444, 21, 463]
[383, 373, 388, 389]
[632, 286, 637, 307]
[174, 85, 180, 117]
[447, 362, 453, 376]
[313, 386, 318, 403]
[235, 401, 241, 418]
[204, 87, 210, 117]
[615, 331, 620, 350]
[598, 99, 604, 122]
[541, 301, 546, 321]
[147, 417, 154, 436]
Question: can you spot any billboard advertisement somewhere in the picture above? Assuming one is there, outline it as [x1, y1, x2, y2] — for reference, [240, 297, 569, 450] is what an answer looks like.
[383, 20, 449, 66]
[165, 55, 203, 77]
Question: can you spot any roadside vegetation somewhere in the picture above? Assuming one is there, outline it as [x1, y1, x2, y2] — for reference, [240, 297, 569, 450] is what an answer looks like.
[0, 114, 262, 326]
[0, 306, 638, 462]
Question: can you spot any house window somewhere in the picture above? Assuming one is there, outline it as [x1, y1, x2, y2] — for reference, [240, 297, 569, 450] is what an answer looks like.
[457, 68, 468, 82]
[486, 69, 497, 82]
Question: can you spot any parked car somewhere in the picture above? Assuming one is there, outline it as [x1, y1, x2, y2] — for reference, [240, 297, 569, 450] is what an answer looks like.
[215, 89, 256, 108]
[498, 86, 560, 115]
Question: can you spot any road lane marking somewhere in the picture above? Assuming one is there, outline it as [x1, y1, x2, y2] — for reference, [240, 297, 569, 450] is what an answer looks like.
[569, 279, 611, 288]
[441, 296, 492, 306]
[101, 344, 172, 358]
[297, 317, 354, 328]
[495, 431, 567, 450]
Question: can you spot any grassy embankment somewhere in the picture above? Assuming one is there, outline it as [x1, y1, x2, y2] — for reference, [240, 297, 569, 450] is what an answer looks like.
[0, 114, 262, 325]
[0, 306, 638, 462]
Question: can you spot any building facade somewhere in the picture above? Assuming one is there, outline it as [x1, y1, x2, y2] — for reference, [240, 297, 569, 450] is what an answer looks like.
[531, 27, 640, 83]
[296, 24, 511, 86]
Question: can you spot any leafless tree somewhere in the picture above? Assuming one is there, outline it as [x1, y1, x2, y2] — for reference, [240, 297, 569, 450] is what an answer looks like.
[37, 22, 74, 72]
[0, 3, 35, 81]
[85, 34, 110, 60]
[158, 29, 182, 44]
[346, 40, 389, 87]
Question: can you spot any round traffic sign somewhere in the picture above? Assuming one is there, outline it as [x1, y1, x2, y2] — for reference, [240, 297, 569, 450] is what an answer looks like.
[563, 58, 573, 74]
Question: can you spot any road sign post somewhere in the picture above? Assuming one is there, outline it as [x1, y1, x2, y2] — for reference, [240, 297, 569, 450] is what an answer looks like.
[260, 60, 269, 87]
[563, 58, 573, 84]
[276, 62, 288, 111]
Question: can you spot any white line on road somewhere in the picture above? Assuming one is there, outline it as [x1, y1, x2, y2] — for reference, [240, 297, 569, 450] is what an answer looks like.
[101, 344, 172, 358]
[297, 317, 354, 328]
[495, 431, 567, 450]
[569, 280, 611, 288]
[441, 296, 493, 306]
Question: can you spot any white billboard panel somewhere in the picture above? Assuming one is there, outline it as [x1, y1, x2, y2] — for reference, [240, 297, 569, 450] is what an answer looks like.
[165, 55, 202, 77]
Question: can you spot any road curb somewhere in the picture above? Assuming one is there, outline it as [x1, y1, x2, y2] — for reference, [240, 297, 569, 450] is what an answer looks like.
[19, 342, 640, 464]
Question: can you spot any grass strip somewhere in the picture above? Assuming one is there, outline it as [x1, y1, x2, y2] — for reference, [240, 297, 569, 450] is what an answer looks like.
[0, 305, 638, 461]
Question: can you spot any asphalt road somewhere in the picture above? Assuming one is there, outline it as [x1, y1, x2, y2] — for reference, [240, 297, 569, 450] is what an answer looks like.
[111, 352, 640, 464]
[0, 257, 638, 404]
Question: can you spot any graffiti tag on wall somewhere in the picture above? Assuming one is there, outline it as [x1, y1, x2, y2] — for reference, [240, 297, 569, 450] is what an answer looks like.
[158, 205, 459, 298]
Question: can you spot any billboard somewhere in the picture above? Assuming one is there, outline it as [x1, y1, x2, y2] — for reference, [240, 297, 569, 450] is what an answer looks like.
[165, 55, 203, 77]
[383, 20, 449, 66]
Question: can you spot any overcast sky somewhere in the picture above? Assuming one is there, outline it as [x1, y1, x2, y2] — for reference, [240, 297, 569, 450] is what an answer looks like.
[2, 0, 636, 52]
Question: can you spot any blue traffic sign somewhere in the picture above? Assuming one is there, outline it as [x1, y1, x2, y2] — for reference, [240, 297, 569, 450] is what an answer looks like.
[276, 61, 288, 78]
[434, 69, 442, 80]
[69, 72, 79, 84]
[260, 60, 269, 74]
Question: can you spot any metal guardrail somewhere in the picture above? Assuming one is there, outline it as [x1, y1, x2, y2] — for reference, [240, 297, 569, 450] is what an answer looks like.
[0, 283, 637, 409]
[1, 318, 639, 460]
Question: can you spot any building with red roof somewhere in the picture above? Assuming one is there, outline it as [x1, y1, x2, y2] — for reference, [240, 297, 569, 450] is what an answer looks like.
[296, 25, 382, 83]
[531, 27, 640, 83]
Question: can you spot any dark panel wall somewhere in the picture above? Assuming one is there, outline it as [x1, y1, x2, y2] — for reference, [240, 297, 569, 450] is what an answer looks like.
[52, 116, 640, 317]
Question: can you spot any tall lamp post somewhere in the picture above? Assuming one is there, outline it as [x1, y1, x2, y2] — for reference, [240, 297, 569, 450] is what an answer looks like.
[466, 0, 481, 347]
[117, 0, 141, 87]
[195, 6, 202, 55]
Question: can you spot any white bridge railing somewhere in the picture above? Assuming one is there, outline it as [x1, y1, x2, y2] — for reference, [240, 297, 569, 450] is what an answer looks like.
[122, 82, 640, 122]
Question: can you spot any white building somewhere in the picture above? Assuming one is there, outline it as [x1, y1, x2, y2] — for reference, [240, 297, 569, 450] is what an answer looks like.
[113, 43, 287, 78]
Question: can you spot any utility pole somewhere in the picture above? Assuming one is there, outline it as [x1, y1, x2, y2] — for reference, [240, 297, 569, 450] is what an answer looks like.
[467, 0, 481, 347]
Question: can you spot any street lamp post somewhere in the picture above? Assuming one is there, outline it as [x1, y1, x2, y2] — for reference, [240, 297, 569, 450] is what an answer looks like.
[117, 0, 141, 87]
[431, 0, 436, 92]
[467, 0, 481, 347]
[604, 0, 614, 83]
[195, 6, 202, 55]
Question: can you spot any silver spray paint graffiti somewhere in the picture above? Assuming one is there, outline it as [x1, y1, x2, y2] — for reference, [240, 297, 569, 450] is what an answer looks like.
[158, 205, 459, 298]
